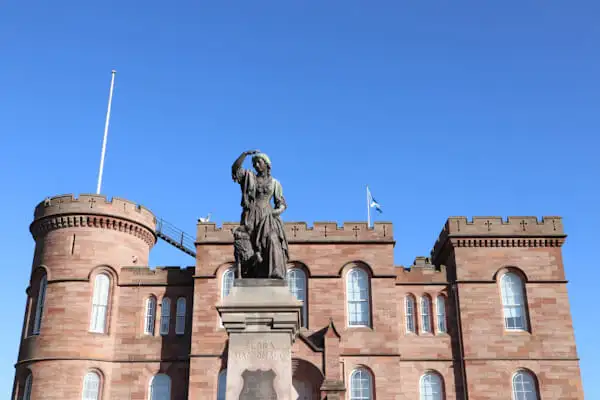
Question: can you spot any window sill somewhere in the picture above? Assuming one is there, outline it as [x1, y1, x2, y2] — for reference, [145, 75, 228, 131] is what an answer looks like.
[88, 331, 109, 336]
[345, 325, 373, 332]
[503, 329, 531, 335]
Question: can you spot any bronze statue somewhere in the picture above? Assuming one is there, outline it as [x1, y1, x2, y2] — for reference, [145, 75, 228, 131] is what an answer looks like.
[232, 150, 289, 279]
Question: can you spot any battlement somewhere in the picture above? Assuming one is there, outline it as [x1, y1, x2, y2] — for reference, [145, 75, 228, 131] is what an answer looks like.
[196, 221, 394, 244]
[432, 216, 566, 260]
[120, 266, 195, 286]
[33, 194, 156, 232]
[396, 257, 447, 284]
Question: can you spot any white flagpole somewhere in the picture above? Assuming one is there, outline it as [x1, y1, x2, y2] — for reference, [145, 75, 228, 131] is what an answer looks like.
[366, 185, 371, 227]
[96, 70, 117, 194]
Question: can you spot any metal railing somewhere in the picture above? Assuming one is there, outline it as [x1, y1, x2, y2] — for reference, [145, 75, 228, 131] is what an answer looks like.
[155, 218, 196, 257]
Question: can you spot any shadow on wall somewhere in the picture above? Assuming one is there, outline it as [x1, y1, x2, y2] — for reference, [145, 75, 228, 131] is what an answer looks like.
[158, 268, 194, 399]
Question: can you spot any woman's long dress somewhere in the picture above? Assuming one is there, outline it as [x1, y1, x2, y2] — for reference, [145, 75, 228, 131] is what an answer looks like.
[234, 167, 289, 279]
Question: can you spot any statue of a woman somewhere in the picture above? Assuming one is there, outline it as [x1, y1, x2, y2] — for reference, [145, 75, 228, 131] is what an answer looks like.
[231, 150, 289, 279]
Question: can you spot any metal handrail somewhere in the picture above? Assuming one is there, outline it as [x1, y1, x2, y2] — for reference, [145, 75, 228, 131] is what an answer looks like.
[155, 218, 196, 257]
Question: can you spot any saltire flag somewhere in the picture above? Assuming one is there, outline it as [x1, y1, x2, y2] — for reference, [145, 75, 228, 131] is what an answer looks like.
[367, 186, 382, 213]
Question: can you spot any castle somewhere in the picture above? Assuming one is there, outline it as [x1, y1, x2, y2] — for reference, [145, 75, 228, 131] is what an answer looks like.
[12, 193, 583, 399]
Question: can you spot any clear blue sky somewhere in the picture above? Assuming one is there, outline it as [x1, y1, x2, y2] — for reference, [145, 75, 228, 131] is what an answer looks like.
[1, 1, 597, 397]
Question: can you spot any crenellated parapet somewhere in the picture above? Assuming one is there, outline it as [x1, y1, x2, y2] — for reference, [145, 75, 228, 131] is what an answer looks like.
[31, 194, 157, 246]
[120, 266, 195, 286]
[196, 221, 394, 244]
[431, 216, 566, 262]
[395, 256, 448, 284]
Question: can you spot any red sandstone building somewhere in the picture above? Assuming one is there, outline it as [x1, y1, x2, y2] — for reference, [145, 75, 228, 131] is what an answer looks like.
[12, 194, 584, 399]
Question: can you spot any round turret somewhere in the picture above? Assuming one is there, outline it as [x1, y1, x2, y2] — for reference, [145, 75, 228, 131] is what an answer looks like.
[13, 194, 156, 399]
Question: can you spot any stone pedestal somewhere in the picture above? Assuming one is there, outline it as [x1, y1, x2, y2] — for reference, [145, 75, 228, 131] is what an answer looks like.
[216, 279, 302, 400]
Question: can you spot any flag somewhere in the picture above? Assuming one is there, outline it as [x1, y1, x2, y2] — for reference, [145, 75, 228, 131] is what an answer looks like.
[367, 186, 382, 213]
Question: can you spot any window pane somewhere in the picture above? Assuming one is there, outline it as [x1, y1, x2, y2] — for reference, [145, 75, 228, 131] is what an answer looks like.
[287, 269, 307, 327]
[349, 369, 372, 400]
[436, 296, 447, 333]
[33, 275, 47, 335]
[406, 296, 415, 333]
[421, 296, 432, 333]
[160, 298, 170, 335]
[90, 274, 110, 333]
[220, 269, 235, 327]
[420, 372, 443, 400]
[145, 297, 156, 335]
[23, 374, 32, 400]
[92, 274, 110, 305]
[512, 371, 539, 400]
[501, 273, 528, 330]
[175, 298, 186, 335]
[150, 374, 171, 400]
[82, 371, 101, 400]
[347, 269, 370, 326]
[222, 269, 234, 298]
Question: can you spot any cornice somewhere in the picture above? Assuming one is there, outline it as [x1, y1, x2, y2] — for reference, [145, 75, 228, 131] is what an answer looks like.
[431, 216, 567, 262]
[449, 236, 566, 249]
[30, 214, 156, 247]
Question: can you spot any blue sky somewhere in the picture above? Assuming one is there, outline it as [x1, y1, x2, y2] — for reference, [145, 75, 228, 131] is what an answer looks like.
[1, 0, 598, 397]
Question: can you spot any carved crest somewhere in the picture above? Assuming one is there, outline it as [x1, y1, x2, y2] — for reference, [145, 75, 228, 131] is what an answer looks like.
[239, 369, 277, 400]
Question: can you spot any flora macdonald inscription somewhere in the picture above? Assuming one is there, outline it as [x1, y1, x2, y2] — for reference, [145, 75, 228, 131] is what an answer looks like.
[233, 341, 290, 361]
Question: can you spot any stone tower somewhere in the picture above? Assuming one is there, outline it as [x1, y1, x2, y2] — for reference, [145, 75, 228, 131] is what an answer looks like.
[13, 194, 156, 399]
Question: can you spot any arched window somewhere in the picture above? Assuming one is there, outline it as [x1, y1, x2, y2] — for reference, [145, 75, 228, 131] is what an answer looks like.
[346, 268, 370, 327]
[287, 268, 307, 327]
[436, 295, 447, 333]
[144, 296, 157, 336]
[160, 298, 171, 335]
[217, 369, 227, 400]
[512, 370, 539, 400]
[175, 297, 186, 335]
[149, 374, 171, 400]
[32, 274, 47, 335]
[23, 373, 32, 400]
[222, 268, 235, 298]
[500, 272, 528, 331]
[420, 371, 444, 400]
[89, 273, 110, 333]
[220, 267, 235, 327]
[349, 368, 373, 400]
[421, 295, 432, 333]
[405, 295, 416, 333]
[82, 371, 101, 400]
